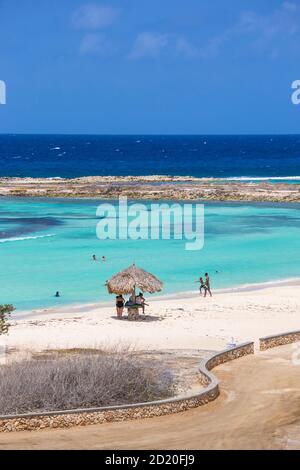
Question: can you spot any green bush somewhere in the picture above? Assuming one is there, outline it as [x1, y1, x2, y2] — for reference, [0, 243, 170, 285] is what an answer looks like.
[0, 305, 15, 335]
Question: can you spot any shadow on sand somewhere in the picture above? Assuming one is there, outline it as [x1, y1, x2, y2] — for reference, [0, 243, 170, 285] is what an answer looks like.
[110, 315, 163, 322]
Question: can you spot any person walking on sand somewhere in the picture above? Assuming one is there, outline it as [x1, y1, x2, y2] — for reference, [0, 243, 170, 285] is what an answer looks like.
[116, 295, 125, 319]
[204, 272, 212, 297]
[198, 277, 207, 296]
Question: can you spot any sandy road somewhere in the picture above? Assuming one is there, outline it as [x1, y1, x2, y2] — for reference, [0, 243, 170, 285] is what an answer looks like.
[1, 344, 300, 450]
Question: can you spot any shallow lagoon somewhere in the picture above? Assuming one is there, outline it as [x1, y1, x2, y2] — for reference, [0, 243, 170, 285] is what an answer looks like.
[1, 198, 300, 310]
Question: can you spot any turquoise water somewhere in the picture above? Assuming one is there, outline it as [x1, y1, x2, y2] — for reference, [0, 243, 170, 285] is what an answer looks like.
[1, 197, 300, 311]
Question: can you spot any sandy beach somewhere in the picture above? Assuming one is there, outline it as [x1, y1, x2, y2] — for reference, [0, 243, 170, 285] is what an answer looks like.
[5, 280, 300, 354]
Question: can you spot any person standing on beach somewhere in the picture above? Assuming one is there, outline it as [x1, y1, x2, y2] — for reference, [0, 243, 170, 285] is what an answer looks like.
[204, 273, 212, 297]
[198, 277, 207, 296]
[116, 295, 125, 319]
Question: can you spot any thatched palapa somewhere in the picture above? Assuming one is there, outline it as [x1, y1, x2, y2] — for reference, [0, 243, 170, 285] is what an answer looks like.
[106, 264, 163, 295]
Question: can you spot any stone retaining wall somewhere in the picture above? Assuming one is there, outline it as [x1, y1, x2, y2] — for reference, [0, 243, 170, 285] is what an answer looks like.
[259, 330, 300, 351]
[0, 342, 254, 433]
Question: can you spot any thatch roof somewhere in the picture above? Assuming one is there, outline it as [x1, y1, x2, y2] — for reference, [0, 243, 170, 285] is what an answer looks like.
[106, 264, 163, 295]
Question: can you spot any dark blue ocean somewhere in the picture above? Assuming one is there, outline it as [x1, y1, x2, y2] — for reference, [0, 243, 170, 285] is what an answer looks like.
[1, 134, 300, 179]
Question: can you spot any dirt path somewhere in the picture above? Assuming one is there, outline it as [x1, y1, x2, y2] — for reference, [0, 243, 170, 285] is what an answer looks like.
[1, 344, 300, 450]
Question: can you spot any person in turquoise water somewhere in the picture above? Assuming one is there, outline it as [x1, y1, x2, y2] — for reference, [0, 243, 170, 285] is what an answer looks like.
[55, 291, 60, 297]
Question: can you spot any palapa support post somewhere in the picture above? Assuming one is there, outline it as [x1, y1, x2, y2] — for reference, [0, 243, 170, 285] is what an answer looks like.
[128, 285, 139, 321]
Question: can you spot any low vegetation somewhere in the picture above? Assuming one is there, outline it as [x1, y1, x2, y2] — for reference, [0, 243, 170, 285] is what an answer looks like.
[0, 349, 175, 415]
[0, 304, 14, 335]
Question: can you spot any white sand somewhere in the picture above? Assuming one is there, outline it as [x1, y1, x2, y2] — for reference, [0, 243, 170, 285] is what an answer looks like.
[3, 280, 300, 353]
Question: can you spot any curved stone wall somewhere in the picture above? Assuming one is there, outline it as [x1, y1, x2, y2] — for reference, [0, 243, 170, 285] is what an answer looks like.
[259, 330, 300, 351]
[0, 341, 254, 433]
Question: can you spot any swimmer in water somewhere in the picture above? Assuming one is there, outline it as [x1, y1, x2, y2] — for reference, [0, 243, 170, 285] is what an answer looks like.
[55, 291, 60, 297]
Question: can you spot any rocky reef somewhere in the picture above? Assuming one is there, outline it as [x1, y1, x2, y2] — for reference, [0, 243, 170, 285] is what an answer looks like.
[0, 175, 300, 202]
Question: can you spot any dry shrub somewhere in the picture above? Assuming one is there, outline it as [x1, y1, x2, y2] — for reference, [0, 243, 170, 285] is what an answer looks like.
[0, 349, 174, 415]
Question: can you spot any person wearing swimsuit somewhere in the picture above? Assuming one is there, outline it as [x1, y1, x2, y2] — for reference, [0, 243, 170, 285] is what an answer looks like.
[204, 273, 212, 297]
[136, 292, 147, 314]
[116, 295, 125, 318]
[199, 277, 207, 296]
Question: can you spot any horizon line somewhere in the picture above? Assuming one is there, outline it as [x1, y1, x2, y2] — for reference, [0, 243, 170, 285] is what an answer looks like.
[1, 132, 300, 137]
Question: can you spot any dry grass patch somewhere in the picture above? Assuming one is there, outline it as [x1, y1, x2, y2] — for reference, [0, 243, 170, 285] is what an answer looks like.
[0, 348, 175, 416]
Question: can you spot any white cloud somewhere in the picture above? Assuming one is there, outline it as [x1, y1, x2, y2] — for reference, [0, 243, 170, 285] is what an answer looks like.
[79, 32, 114, 54]
[73, 2, 300, 60]
[177, 2, 300, 60]
[176, 37, 199, 58]
[237, 2, 300, 39]
[72, 3, 118, 30]
[281, 1, 298, 12]
[175, 36, 221, 59]
[129, 32, 169, 59]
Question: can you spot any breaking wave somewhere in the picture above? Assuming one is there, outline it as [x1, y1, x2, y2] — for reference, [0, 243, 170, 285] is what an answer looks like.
[0, 234, 56, 243]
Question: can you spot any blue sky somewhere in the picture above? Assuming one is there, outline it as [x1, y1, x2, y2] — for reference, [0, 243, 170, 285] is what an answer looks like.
[1, 0, 300, 134]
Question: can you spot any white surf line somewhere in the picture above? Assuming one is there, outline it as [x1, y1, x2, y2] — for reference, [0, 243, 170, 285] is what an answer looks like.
[0, 234, 56, 243]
